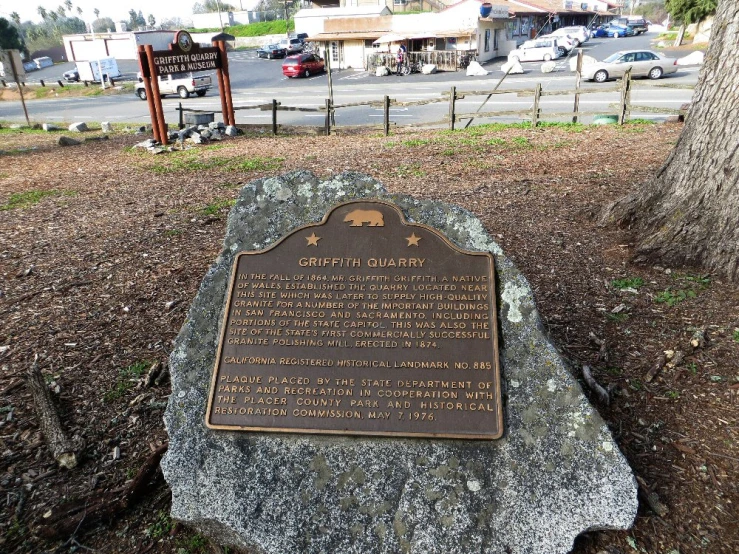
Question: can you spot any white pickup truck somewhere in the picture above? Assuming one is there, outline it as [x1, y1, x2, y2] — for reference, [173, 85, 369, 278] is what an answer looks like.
[135, 71, 212, 100]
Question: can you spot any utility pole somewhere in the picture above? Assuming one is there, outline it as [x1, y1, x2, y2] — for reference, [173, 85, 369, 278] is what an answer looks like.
[216, 0, 225, 32]
[285, 1, 289, 38]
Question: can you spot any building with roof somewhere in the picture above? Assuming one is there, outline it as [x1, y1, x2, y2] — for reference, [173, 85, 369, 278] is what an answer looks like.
[297, 1, 509, 70]
[296, 0, 621, 71]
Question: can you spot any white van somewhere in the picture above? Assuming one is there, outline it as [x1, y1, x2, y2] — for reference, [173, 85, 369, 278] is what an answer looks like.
[508, 39, 561, 62]
[33, 56, 54, 69]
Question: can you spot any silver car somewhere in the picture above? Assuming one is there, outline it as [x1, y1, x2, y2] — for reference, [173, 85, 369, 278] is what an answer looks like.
[582, 50, 678, 82]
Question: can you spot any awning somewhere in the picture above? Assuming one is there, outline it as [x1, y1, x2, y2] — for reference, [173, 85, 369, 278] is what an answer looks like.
[373, 33, 408, 45]
[307, 32, 386, 42]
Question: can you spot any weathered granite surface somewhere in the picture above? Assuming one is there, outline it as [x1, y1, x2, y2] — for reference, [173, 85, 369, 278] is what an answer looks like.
[162, 170, 637, 554]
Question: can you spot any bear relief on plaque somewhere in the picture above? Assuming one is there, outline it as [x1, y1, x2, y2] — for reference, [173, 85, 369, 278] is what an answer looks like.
[207, 200, 503, 439]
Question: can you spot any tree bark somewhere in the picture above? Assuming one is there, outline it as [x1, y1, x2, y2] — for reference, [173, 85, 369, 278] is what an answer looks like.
[27, 356, 78, 469]
[601, 1, 739, 282]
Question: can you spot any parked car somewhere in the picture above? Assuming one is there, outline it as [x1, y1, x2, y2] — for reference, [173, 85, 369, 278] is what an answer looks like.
[540, 33, 574, 55]
[279, 37, 304, 55]
[549, 26, 589, 46]
[582, 50, 678, 82]
[594, 24, 635, 38]
[282, 53, 325, 78]
[257, 44, 287, 59]
[507, 38, 561, 63]
[613, 17, 648, 35]
[63, 68, 80, 82]
[135, 72, 212, 99]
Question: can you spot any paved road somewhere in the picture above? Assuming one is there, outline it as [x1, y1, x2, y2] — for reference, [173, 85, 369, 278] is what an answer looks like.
[1, 32, 698, 127]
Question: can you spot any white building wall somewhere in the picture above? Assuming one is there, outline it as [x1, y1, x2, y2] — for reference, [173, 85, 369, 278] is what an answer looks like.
[342, 41, 367, 69]
[63, 31, 175, 61]
[191, 12, 235, 29]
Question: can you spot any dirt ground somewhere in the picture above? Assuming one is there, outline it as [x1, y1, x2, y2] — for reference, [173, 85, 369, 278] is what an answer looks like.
[0, 122, 737, 554]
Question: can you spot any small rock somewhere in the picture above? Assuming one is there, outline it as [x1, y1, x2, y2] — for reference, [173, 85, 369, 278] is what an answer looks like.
[465, 61, 489, 76]
[101, 121, 113, 133]
[210, 130, 223, 141]
[200, 129, 212, 139]
[112, 446, 120, 460]
[224, 125, 238, 137]
[58, 136, 81, 147]
[569, 55, 597, 71]
[9, 124, 23, 129]
[42, 123, 59, 132]
[68, 122, 88, 132]
[16, 265, 34, 277]
[148, 146, 166, 154]
[501, 59, 524, 74]
[421, 64, 437, 75]
[190, 132, 205, 145]
[541, 61, 556, 73]
[135, 139, 157, 149]
[209, 121, 225, 130]
[375, 66, 390, 77]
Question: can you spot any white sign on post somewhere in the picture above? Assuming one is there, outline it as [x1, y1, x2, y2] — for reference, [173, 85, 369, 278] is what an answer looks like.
[0, 49, 26, 81]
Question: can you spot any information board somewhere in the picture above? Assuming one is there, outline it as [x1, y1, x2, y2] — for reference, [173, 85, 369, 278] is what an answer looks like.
[206, 201, 503, 439]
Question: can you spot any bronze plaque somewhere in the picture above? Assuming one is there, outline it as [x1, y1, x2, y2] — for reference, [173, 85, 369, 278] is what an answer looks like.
[206, 201, 503, 439]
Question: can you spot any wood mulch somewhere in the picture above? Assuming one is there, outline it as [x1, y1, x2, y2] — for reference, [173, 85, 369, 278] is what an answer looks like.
[0, 123, 737, 554]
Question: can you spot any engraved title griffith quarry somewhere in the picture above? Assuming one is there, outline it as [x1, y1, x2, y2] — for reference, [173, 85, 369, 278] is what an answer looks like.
[206, 200, 503, 439]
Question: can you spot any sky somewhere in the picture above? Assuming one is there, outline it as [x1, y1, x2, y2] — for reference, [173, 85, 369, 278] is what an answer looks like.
[0, 0, 212, 25]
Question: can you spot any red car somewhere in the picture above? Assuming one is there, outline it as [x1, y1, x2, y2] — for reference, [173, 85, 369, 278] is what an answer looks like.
[282, 53, 325, 78]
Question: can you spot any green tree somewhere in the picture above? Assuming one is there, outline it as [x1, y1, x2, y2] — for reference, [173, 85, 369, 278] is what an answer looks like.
[64, 0, 73, 11]
[148, 14, 156, 27]
[92, 17, 115, 32]
[0, 17, 25, 50]
[37, 6, 48, 20]
[665, 0, 718, 24]
[10, 12, 21, 26]
[193, 1, 236, 14]
[94, 8, 100, 19]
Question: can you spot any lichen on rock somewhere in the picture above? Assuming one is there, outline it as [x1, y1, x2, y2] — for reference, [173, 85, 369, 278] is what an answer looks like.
[162, 171, 637, 554]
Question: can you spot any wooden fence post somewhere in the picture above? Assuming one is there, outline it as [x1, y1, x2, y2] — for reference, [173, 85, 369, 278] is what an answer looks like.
[619, 70, 632, 125]
[272, 99, 278, 135]
[325, 98, 331, 136]
[532, 83, 542, 127]
[383, 95, 390, 136]
[449, 86, 456, 131]
[573, 50, 583, 124]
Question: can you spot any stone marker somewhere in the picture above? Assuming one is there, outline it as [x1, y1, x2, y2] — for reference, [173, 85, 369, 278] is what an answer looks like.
[163, 171, 637, 554]
[42, 123, 59, 132]
[57, 136, 81, 147]
[101, 121, 113, 133]
[68, 122, 88, 132]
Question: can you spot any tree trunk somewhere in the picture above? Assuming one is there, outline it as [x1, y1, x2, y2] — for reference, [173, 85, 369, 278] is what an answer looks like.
[601, 0, 739, 282]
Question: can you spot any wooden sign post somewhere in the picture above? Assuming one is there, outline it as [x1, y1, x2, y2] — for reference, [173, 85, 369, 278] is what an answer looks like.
[137, 30, 235, 145]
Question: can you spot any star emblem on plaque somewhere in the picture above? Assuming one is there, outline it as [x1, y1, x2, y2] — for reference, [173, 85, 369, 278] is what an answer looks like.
[207, 201, 503, 440]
